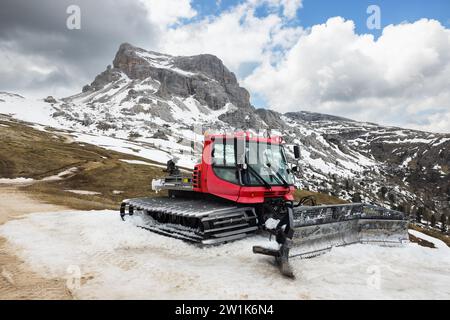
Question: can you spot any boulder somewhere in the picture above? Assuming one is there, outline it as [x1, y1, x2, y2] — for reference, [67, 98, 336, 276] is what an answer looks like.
[44, 96, 57, 104]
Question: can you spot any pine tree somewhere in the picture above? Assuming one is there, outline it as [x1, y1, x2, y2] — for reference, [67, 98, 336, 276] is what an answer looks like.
[430, 214, 436, 228]
[423, 211, 429, 226]
[441, 214, 447, 233]
[352, 193, 362, 203]
[388, 192, 396, 204]
[416, 207, 424, 223]
[345, 179, 351, 191]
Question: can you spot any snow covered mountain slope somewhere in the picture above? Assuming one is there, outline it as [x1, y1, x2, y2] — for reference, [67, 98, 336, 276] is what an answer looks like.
[282, 112, 450, 216]
[0, 43, 449, 219]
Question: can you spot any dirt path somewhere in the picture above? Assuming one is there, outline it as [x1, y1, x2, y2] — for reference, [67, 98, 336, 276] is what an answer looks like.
[0, 185, 72, 300]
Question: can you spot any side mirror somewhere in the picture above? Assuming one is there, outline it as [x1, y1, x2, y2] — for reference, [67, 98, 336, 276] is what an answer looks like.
[293, 145, 301, 159]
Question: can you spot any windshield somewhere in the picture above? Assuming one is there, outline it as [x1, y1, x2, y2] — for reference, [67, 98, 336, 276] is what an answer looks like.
[212, 138, 293, 186]
[244, 141, 293, 186]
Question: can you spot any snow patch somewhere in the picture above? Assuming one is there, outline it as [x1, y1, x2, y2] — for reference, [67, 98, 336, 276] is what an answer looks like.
[0, 177, 35, 184]
[265, 218, 280, 230]
[408, 230, 449, 249]
[65, 190, 101, 195]
[119, 159, 153, 166]
[41, 167, 78, 181]
[0, 210, 449, 299]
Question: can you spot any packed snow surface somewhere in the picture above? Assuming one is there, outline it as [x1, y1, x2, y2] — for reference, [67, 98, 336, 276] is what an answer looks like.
[1, 210, 449, 299]
[64, 190, 102, 195]
[0, 177, 35, 184]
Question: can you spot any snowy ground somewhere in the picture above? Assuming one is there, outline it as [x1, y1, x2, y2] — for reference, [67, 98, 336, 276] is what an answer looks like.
[0, 210, 449, 300]
[0, 168, 78, 185]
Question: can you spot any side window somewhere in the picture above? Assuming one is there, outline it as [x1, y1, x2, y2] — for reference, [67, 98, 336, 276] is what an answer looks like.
[212, 141, 239, 184]
[213, 143, 225, 166]
[212, 141, 235, 167]
[224, 144, 235, 166]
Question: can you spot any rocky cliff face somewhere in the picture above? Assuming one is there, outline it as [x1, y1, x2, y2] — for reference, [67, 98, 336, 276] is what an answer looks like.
[45, 43, 450, 219]
[107, 43, 253, 113]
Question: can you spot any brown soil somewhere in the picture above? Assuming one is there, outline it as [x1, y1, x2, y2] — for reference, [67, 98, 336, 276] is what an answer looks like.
[0, 185, 73, 300]
[408, 233, 435, 248]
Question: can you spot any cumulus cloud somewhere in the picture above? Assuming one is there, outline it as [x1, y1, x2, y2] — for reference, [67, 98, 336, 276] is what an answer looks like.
[140, 0, 197, 25]
[248, 0, 303, 19]
[280, 0, 303, 19]
[158, 2, 303, 72]
[244, 17, 450, 133]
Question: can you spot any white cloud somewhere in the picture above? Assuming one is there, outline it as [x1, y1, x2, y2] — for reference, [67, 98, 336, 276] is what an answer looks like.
[0, 34, 88, 97]
[139, 0, 197, 25]
[280, 0, 303, 19]
[157, 2, 303, 72]
[244, 17, 450, 133]
[248, 0, 303, 19]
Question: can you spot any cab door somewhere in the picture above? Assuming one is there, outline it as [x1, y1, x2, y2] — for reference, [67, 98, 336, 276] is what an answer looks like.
[205, 137, 241, 202]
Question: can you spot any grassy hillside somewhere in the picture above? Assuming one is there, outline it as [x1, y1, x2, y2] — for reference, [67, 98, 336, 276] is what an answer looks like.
[0, 117, 166, 210]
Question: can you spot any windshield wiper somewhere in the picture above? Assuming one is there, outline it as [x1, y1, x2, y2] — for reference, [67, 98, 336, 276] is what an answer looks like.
[246, 165, 271, 190]
[265, 163, 289, 187]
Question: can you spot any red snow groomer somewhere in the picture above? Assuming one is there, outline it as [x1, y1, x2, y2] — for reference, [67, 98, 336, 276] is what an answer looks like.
[120, 132, 408, 277]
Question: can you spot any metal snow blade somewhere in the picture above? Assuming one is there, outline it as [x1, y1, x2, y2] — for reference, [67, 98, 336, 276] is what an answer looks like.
[253, 203, 409, 279]
[290, 203, 409, 259]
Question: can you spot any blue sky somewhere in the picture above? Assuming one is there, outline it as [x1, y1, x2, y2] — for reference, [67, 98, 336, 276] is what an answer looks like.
[193, 0, 450, 37]
[299, 0, 450, 36]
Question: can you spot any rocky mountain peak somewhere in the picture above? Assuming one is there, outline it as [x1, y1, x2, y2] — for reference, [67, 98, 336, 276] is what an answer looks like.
[173, 54, 237, 85]
[104, 43, 252, 113]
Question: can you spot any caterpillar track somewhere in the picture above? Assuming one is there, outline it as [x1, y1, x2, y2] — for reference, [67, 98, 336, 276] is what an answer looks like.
[120, 197, 259, 245]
